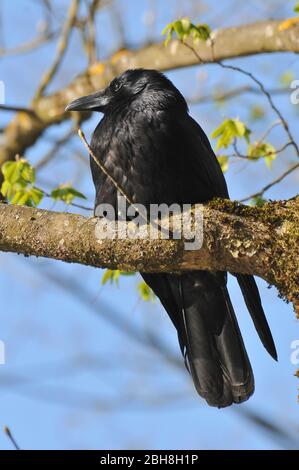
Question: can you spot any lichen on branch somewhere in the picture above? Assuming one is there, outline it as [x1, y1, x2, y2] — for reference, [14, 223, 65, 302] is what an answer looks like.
[0, 197, 297, 313]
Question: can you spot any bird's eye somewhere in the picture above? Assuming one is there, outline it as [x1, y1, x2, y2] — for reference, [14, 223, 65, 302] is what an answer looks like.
[110, 80, 122, 93]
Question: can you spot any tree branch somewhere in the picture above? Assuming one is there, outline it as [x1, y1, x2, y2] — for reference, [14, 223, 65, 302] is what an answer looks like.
[0, 198, 297, 312]
[1, 19, 299, 166]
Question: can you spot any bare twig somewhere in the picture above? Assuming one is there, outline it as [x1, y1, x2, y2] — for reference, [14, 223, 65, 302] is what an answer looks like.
[3, 426, 20, 450]
[240, 162, 299, 202]
[41, 187, 93, 211]
[0, 30, 57, 57]
[258, 120, 282, 144]
[78, 128, 153, 220]
[187, 86, 291, 105]
[0, 104, 36, 116]
[83, 0, 100, 64]
[78, 129, 173, 235]
[35, 128, 76, 170]
[78, 129, 136, 209]
[34, 0, 80, 98]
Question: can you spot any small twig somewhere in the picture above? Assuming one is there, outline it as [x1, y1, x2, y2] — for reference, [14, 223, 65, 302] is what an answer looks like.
[240, 162, 299, 202]
[0, 104, 36, 116]
[232, 138, 243, 159]
[77, 128, 173, 235]
[0, 30, 57, 57]
[66, 201, 93, 211]
[83, 0, 99, 64]
[187, 86, 290, 105]
[183, 40, 204, 64]
[34, 0, 80, 98]
[41, 188, 93, 211]
[258, 120, 282, 144]
[3, 426, 20, 450]
[78, 129, 140, 212]
[230, 141, 293, 160]
[35, 128, 75, 170]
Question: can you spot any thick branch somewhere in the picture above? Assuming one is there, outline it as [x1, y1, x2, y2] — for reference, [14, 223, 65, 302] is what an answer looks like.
[0, 198, 297, 310]
[1, 19, 299, 165]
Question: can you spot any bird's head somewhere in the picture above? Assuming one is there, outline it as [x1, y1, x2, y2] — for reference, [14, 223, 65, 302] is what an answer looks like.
[65, 68, 188, 114]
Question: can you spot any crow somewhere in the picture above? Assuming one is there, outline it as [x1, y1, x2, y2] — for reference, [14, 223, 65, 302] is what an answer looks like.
[66, 68, 277, 407]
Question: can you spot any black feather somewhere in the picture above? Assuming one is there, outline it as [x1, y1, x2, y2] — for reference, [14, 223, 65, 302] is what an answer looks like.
[236, 274, 277, 360]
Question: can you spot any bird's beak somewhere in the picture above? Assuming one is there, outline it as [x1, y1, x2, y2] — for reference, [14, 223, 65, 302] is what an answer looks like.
[65, 90, 109, 112]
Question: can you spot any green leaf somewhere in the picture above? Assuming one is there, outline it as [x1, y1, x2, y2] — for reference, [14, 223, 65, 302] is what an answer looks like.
[233, 119, 246, 138]
[294, 2, 299, 13]
[21, 161, 35, 184]
[162, 18, 211, 45]
[101, 269, 135, 286]
[181, 17, 191, 32]
[264, 154, 276, 169]
[1, 180, 13, 200]
[51, 185, 86, 204]
[161, 24, 171, 36]
[1, 159, 35, 185]
[248, 142, 276, 167]
[250, 196, 267, 207]
[11, 189, 30, 206]
[1, 161, 21, 184]
[8, 186, 43, 207]
[211, 118, 251, 151]
[101, 272, 154, 301]
[138, 282, 155, 302]
[29, 187, 44, 206]
[13, 191, 31, 206]
[217, 155, 229, 173]
[1, 159, 43, 207]
[161, 24, 173, 45]
[101, 269, 121, 286]
[163, 29, 172, 46]
[173, 19, 185, 38]
[193, 23, 211, 41]
[250, 105, 265, 121]
[280, 70, 295, 87]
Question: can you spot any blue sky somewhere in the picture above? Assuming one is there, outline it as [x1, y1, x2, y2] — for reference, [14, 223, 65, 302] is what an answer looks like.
[0, 0, 298, 450]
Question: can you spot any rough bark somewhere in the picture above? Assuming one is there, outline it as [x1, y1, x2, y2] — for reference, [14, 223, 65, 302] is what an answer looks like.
[0, 197, 298, 313]
[1, 19, 299, 166]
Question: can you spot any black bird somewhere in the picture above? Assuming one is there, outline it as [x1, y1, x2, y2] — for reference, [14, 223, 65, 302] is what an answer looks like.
[66, 69, 277, 407]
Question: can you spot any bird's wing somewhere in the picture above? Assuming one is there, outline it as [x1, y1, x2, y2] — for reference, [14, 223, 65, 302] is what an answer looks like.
[176, 114, 230, 201]
[90, 111, 228, 207]
[171, 114, 276, 359]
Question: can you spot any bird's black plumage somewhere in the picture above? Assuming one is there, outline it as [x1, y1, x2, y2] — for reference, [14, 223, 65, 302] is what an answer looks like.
[66, 68, 277, 407]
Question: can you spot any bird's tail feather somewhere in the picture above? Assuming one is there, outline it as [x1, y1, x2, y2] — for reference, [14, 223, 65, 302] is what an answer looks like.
[236, 274, 277, 361]
[142, 271, 254, 408]
[178, 273, 254, 407]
